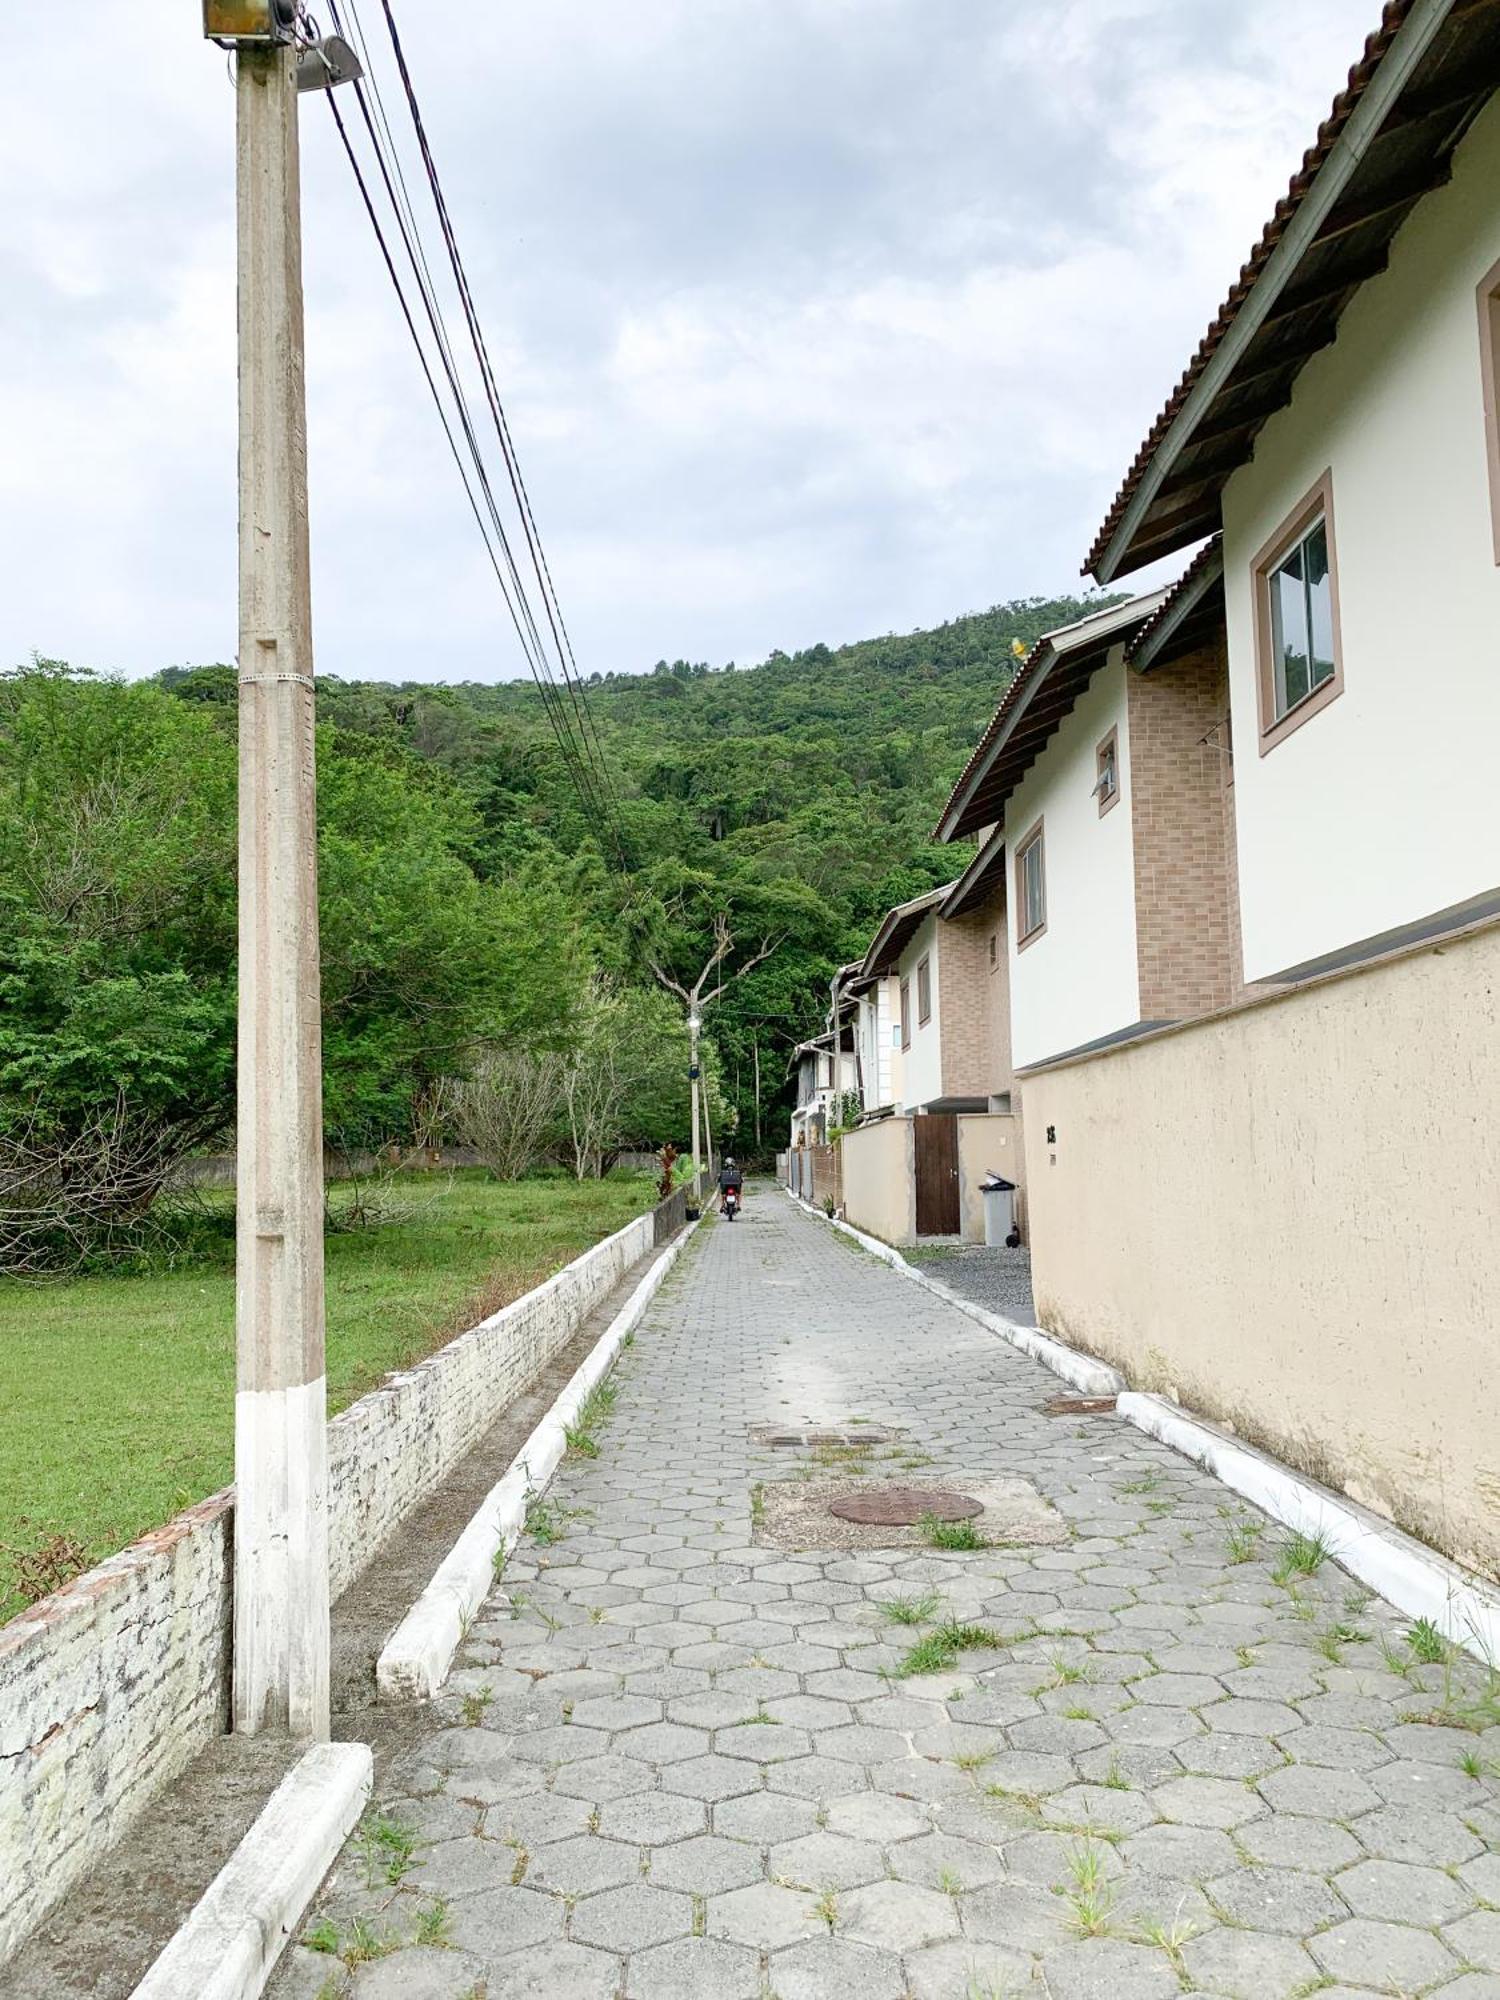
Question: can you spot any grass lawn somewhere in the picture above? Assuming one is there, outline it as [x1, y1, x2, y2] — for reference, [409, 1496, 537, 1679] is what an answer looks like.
[0, 1169, 654, 1622]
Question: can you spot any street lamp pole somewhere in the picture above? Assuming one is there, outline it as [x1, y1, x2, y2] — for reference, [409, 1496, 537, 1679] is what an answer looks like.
[688, 1013, 702, 1199]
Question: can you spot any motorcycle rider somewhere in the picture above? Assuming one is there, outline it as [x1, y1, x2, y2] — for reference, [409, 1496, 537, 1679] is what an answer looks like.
[717, 1155, 744, 1215]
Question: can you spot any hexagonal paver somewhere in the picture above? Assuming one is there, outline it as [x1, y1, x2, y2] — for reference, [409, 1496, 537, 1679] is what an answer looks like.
[1336, 1856, 1474, 1925]
[569, 1884, 694, 1953]
[445, 1884, 567, 1955]
[595, 1793, 707, 1845]
[408, 1836, 527, 1898]
[623, 1936, 761, 2000]
[648, 1834, 764, 1895]
[837, 1879, 960, 1951]
[962, 1880, 1074, 1953]
[768, 1935, 908, 2000]
[1037, 1936, 1181, 1999]
[904, 1940, 1035, 2000]
[1206, 1863, 1347, 1933]
[1354, 1805, 1484, 1865]
[483, 1794, 595, 1848]
[1255, 1764, 1380, 1818]
[1234, 1813, 1364, 1872]
[615, 1722, 712, 1764]
[887, 1830, 1008, 1891]
[770, 1831, 887, 1891]
[716, 1722, 813, 1764]
[526, 1835, 639, 1896]
[1132, 1672, 1226, 1708]
[1150, 1774, 1265, 1829]
[1120, 1823, 1241, 1880]
[825, 1792, 930, 1844]
[476, 1939, 622, 1999]
[713, 1790, 819, 1842]
[349, 1946, 488, 1998]
[708, 1880, 819, 1950]
[661, 1755, 759, 1802]
[1044, 1782, 1159, 1835]
[1181, 1926, 1320, 1998]
[1309, 1918, 1459, 1991]
[571, 1695, 663, 1732]
[1446, 1910, 1500, 1972]
[553, 1754, 654, 1802]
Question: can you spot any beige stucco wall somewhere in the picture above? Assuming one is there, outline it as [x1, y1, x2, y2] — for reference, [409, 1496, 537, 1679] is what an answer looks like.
[957, 1113, 1025, 1243]
[1021, 917, 1500, 1577]
[841, 1118, 915, 1246]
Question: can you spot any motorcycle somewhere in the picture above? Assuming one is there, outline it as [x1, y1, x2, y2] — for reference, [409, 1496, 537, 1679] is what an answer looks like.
[722, 1186, 740, 1222]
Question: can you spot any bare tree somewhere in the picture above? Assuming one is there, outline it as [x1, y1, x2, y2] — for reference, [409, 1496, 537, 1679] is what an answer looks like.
[440, 1046, 566, 1182]
[650, 912, 780, 1189]
[0, 1090, 220, 1277]
[561, 983, 624, 1181]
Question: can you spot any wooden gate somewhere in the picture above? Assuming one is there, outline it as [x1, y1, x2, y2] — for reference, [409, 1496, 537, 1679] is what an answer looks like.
[914, 1113, 960, 1236]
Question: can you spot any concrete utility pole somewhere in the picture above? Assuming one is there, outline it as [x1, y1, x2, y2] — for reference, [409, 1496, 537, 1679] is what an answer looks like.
[231, 26, 328, 1740]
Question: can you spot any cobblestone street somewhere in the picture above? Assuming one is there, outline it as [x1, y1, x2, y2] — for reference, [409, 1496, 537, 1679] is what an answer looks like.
[277, 1194, 1500, 2000]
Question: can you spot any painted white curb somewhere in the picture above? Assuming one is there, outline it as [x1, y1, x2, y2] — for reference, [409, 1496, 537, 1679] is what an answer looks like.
[130, 1740, 371, 2000]
[786, 1186, 1500, 1667]
[784, 1188, 1124, 1400]
[377, 1218, 701, 1702]
[1120, 1393, 1500, 1665]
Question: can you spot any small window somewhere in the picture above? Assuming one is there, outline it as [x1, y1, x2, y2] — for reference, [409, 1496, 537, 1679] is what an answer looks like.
[1480, 255, 1500, 564]
[1094, 726, 1119, 816]
[988, 931, 998, 969]
[1252, 471, 1343, 753]
[1015, 819, 1046, 948]
[916, 956, 932, 1025]
[899, 978, 911, 1051]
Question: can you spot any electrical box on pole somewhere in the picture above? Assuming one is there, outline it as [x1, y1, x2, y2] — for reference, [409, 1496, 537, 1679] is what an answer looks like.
[203, 0, 297, 44]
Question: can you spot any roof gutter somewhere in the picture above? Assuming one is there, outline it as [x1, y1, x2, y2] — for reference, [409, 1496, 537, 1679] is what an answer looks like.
[1090, 0, 1456, 584]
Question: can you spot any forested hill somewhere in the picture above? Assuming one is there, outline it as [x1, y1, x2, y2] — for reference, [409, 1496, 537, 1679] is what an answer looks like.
[149, 592, 1114, 1149]
[1, 595, 1114, 1222]
[332, 590, 1112, 923]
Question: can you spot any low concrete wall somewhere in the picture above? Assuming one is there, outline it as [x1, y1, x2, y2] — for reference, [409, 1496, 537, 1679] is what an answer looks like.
[956, 1113, 1025, 1243]
[841, 1119, 915, 1246]
[0, 1203, 660, 1966]
[1021, 917, 1500, 1577]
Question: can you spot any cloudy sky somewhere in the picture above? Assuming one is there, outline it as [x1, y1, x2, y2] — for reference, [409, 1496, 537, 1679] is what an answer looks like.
[1, 0, 1375, 685]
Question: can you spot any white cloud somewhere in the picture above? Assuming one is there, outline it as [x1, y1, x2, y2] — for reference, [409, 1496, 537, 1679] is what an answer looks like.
[0, 0, 1376, 682]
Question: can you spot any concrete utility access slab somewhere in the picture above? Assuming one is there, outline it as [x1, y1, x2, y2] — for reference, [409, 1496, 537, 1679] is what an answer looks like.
[267, 1196, 1500, 2000]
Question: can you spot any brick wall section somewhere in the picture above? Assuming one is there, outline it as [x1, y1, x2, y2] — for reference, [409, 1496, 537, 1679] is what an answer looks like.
[937, 901, 996, 1099]
[1126, 640, 1238, 1021]
[0, 1205, 664, 1967]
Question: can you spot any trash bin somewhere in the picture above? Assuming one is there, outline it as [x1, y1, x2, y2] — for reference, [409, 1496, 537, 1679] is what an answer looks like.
[980, 1175, 1017, 1248]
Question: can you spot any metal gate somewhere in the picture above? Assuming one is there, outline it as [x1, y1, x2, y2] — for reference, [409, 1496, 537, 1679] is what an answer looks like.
[914, 1113, 960, 1236]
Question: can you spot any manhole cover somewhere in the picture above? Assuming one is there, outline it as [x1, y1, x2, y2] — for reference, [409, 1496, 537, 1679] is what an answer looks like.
[828, 1486, 983, 1526]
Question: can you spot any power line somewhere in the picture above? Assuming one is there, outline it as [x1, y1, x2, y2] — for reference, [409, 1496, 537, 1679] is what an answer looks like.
[324, 87, 607, 828]
[369, 0, 625, 832]
[319, 1, 632, 861]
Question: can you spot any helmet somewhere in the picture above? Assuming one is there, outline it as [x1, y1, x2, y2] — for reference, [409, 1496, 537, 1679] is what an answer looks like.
[725, 1157, 736, 1169]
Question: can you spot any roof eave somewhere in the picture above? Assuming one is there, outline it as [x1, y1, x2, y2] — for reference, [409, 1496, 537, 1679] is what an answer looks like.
[1089, 0, 1460, 584]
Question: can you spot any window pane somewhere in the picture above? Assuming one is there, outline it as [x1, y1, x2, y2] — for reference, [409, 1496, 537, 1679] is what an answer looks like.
[1270, 539, 1310, 714]
[1304, 520, 1335, 689]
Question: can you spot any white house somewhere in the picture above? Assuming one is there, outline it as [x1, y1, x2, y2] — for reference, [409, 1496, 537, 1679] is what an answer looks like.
[1017, 0, 1500, 1586]
[935, 585, 1240, 1071]
[1087, 1, 1500, 983]
[786, 1031, 858, 1149]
